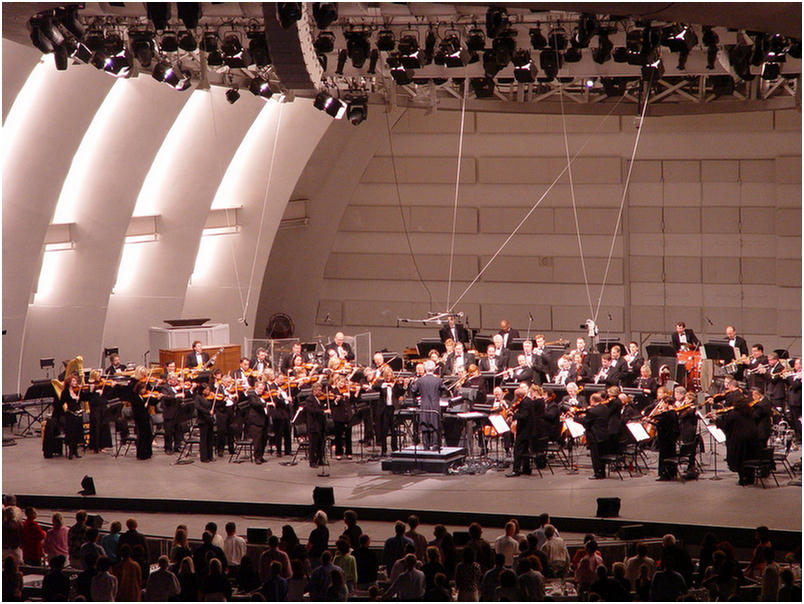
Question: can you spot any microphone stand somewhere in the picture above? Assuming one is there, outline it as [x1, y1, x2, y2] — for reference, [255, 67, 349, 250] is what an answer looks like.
[526, 313, 534, 341]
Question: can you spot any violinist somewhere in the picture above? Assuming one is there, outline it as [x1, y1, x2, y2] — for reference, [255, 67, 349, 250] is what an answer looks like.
[488, 387, 512, 456]
[578, 392, 610, 480]
[279, 342, 305, 375]
[650, 388, 679, 481]
[303, 385, 328, 468]
[251, 347, 272, 375]
[233, 358, 254, 390]
[371, 352, 389, 371]
[104, 353, 126, 376]
[465, 364, 486, 398]
[353, 367, 376, 444]
[427, 349, 445, 378]
[160, 375, 188, 455]
[245, 381, 269, 464]
[185, 341, 211, 369]
[194, 383, 216, 462]
[605, 386, 625, 454]
[560, 382, 584, 412]
[570, 351, 591, 384]
[164, 360, 177, 380]
[325, 332, 355, 362]
[330, 376, 354, 460]
[268, 374, 293, 457]
[676, 391, 702, 475]
[86, 370, 113, 454]
[215, 375, 238, 458]
[130, 378, 154, 460]
[375, 367, 404, 456]
[59, 373, 85, 459]
[714, 393, 760, 485]
[749, 387, 773, 446]
[634, 365, 658, 410]
[506, 386, 535, 477]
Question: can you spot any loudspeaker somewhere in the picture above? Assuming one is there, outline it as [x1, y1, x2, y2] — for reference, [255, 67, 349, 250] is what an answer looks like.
[247, 527, 271, 544]
[453, 531, 471, 546]
[596, 496, 620, 517]
[80, 475, 96, 496]
[87, 514, 104, 529]
[617, 523, 644, 540]
[313, 486, 334, 508]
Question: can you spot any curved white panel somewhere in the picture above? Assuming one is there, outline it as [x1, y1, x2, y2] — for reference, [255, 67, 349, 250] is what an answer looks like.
[182, 98, 333, 348]
[3, 59, 114, 391]
[102, 87, 263, 360]
[2, 40, 42, 123]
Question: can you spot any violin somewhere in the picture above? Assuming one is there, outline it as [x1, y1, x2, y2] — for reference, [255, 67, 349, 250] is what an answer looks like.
[205, 391, 225, 401]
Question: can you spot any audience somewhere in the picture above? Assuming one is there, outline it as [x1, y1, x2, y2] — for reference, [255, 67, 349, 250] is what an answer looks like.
[2, 556, 24, 602]
[42, 512, 69, 563]
[341, 510, 363, 552]
[259, 534, 292, 581]
[454, 545, 482, 601]
[201, 557, 231, 600]
[384, 553, 425, 601]
[223, 521, 248, 571]
[494, 521, 519, 568]
[405, 515, 428, 561]
[516, 557, 546, 601]
[308, 510, 330, 569]
[308, 550, 343, 601]
[430, 525, 457, 579]
[286, 558, 308, 602]
[113, 544, 142, 602]
[236, 554, 261, 593]
[177, 556, 200, 601]
[650, 554, 688, 601]
[41, 554, 70, 601]
[101, 520, 122, 564]
[625, 542, 656, 589]
[20, 508, 45, 566]
[540, 524, 570, 577]
[383, 520, 414, 570]
[354, 533, 378, 588]
[145, 555, 180, 601]
[332, 538, 357, 593]
[260, 560, 288, 602]
[480, 553, 505, 601]
[421, 545, 447, 593]
[90, 556, 118, 602]
[67, 510, 88, 569]
[170, 526, 192, 572]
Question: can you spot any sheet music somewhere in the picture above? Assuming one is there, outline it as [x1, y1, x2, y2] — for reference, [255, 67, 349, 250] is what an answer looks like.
[564, 418, 585, 438]
[626, 421, 650, 442]
[488, 413, 510, 434]
[456, 412, 486, 419]
[705, 423, 727, 443]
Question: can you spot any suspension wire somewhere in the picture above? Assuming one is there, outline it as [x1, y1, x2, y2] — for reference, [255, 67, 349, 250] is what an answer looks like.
[560, 85, 595, 318]
[385, 108, 435, 310]
[593, 75, 654, 323]
[448, 93, 627, 313]
[243, 101, 284, 321]
[446, 78, 470, 310]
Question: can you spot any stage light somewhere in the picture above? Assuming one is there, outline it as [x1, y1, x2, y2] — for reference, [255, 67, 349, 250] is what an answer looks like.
[58, 6, 85, 40]
[178, 30, 197, 52]
[512, 51, 537, 83]
[247, 31, 270, 66]
[728, 43, 754, 80]
[104, 32, 125, 56]
[130, 31, 155, 67]
[346, 31, 370, 68]
[593, 32, 613, 64]
[572, 14, 596, 48]
[226, 87, 240, 104]
[471, 76, 495, 98]
[539, 49, 562, 80]
[788, 39, 801, 59]
[277, 3, 302, 30]
[585, 77, 595, 88]
[156, 63, 191, 90]
[485, 7, 508, 38]
[437, 33, 466, 67]
[71, 42, 92, 63]
[335, 49, 347, 74]
[424, 30, 436, 64]
[313, 91, 347, 119]
[530, 27, 547, 50]
[104, 49, 133, 78]
[177, 2, 201, 29]
[387, 53, 414, 84]
[222, 33, 251, 68]
[147, 2, 171, 31]
[467, 27, 485, 52]
[626, 29, 646, 65]
[702, 27, 719, 69]
[376, 29, 395, 52]
[28, 18, 55, 54]
[249, 77, 273, 99]
[602, 77, 627, 96]
[761, 61, 781, 80]
[398, 33, 418, 56]
[345, 94, 367, 125]
[313, 3, 338, 30]
[766, 34, 788, 62]
[750, 34, 766, 66]
[564, 46, 582, 63]
[548, 28, 567, 51]
[53, 44, 69, 70]
[314, 31, 335, 55]
[492, 34, 515, 68]
[367, 49, 379, 73]
[641, 53, 665, 81]
[159, 30, 178, 53]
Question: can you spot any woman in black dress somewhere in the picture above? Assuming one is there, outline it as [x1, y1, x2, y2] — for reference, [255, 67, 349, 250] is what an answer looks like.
[87, 371, 113, 453]
[59, 374, 85, 459]
[130, 379, 153, 460]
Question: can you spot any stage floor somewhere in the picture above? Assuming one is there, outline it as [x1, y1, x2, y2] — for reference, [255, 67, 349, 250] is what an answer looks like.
[2, 433, 800, 533]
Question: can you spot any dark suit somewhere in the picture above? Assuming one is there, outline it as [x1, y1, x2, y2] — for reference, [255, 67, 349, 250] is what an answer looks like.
[250, 357, 272, 375]
[747, 355, 769, 390]
[497, 328, 520, 349]
[160, 385, 187, 453]
[787, 374, 802, 438]
[592, 365, 620, 387]
[411, 373, 443, 449]
[728, 336, 749, 358]
[279, 352, 311, 375]
[444, 352, 475, 375]
[579, 404, 610, 478]
[375, 380, 404, 455]
[245, 392, 268, 460]
[194, 393, 215, 462]
[512, 397, 536, 474]
[671, 329, 700, 351]
[302, 395, 326, 466]
[438, 324, 469, 344]
[622, 354, 644, 386]
[185, 350, 210, 369]
[325, 341, 355, 362]
[765, 363, 787, 406]
[478, 354, 506, 373]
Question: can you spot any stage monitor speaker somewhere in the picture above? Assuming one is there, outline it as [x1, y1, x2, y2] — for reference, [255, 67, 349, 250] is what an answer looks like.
[80, 475, 96, 496]
[617, 524, 644, 540]
[247, 527, 271, 544]
[313, 486, 334, 508]
[86, 514, 104, 529]
[596, 497, 620, 518]
[453, 531, 471, 546]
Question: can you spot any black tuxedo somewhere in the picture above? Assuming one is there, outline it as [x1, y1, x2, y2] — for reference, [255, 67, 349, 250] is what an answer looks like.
[302, 395, 326, 466]
[478, 354, 506, 373]
[193, 393, 214, 462]
[245, 392, 268, 460]
[512, 397, 536, 474]
[579, 403, 611, 478]
[508, 366, 534, 384]
[445, 352, 475, 375]
[250, 357, 272, 375]
[671, 329, 700, 351]
[279, 352, 311, 375]
[727, 336, 749, 358]
[438, 324, 469, 344]
[411, 373, 444, 449]
[325, 341, 355, 362]
[159, 385, 188, 453]
[592, 364, 620, 387]
[497, 328, 520, 349]
[185, 350, 210, 369]
[747, 355, 769, 390]
[765, 363, 787, 405]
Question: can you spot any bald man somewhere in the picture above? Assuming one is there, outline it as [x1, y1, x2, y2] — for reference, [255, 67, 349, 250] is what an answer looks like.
[498, 319, 520, 350]
[324, 332, 354, 362]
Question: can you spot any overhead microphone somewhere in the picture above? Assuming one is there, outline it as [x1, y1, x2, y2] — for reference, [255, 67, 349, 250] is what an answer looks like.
[705, 316, 714, 326]
[528, 312, 534, 321]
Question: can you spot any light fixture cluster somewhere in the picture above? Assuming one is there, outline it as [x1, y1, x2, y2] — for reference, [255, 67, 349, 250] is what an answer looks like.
[313, 90, 368, 125]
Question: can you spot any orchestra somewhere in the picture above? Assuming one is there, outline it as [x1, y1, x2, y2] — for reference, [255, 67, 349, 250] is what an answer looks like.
[35, 319, 800, 487]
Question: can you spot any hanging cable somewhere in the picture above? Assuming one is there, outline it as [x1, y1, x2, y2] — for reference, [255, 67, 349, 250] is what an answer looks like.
[446, 76, 470, 311]
[593, 75, 654, 323]
[560, 84, 595, 319]
[448, 93, 627, 313]
[385, 108, 435, 310]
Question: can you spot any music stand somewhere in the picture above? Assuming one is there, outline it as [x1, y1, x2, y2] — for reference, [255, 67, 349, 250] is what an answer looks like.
[509, 338, 530, 352]
[596, 339, 623, 353]
[703, 342, 736, 362]
[473, 335, 493, 354]
[563, 418, 585, 473]
[646, 342, 676, 358]
[417, 339, 445, 357]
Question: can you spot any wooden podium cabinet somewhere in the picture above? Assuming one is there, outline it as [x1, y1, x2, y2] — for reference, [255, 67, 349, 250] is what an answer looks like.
[158, 344, 242, 375]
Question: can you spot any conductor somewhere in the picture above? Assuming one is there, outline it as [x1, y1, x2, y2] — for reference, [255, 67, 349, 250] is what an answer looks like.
[411, 360, 443, 450]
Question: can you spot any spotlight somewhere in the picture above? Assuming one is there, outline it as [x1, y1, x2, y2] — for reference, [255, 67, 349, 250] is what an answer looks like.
[471, 76, 495, 98]
[104, 32, 124, 56]
[53, 44, 69, 70]
[438, 33, 466, 67]
[178, 30, 197, 52]
[90, 51, 107, 70]
[387, 53, 414, 84]
[173, 69, 192, 91]
[313, 91, 347, 119]
[548, 28, 567, 51]
[131, 32, 155, 67]
[177, 2, 201, 30]
[152, 61, 169, 82]
[335, 49, 347, 74]
[314, 31, 335, 54]
[564, 46, 582, 63]
[530, 27, 547, 50]
[485, 7, 508, 39]
[761, 61, 780, 80]
[37, 14, 65, 48]
[226, 87, 240, 104]
[247, 31, 270, 66]
[104, 49, 133, 78]
[146, 2, 171, 31]
[626, 29, 646, 65]
[71, 42, 92, 63]
[466, 27, 486, 52]
[571, 14, 596, 48]
[367, 49, 379, 73]
[313, 3, 338, 30]
[84, 29, 104, 52]
[160, 30, 179, 52]
[602, 77, 628, 96]
[398, 33, 420, 68]
[539, 49, 563, 80]
[702, 27, 719, 69]
[277, 3, 302, 30]
[345, 94, 368, 125]
[346, 31, 370, 68]
[424, 30, 436, 64]
[512, 51, 537, 83]
[641, 53, 665, 81]
[612, 47, 628, 62]
[766, 34, 787, 62]
[750, 34, 766, 66]
[376, 29, 395, 52]
[592, 32, 613, 64]
[28, 18, 55, 54]
[222, 33, 251, 68]
[57, 6, 85, 40]
[728, 43, 754, 80]
[249, 77, 273, 99]
[584, 77, 596, 88]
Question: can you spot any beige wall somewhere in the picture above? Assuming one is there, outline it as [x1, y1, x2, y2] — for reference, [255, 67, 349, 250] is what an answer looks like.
[260, 107, 801, 357]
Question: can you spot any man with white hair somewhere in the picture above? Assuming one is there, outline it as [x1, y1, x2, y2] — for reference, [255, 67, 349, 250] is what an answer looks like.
[411, 360, 444, 450]
[325, 332, 354, 362]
